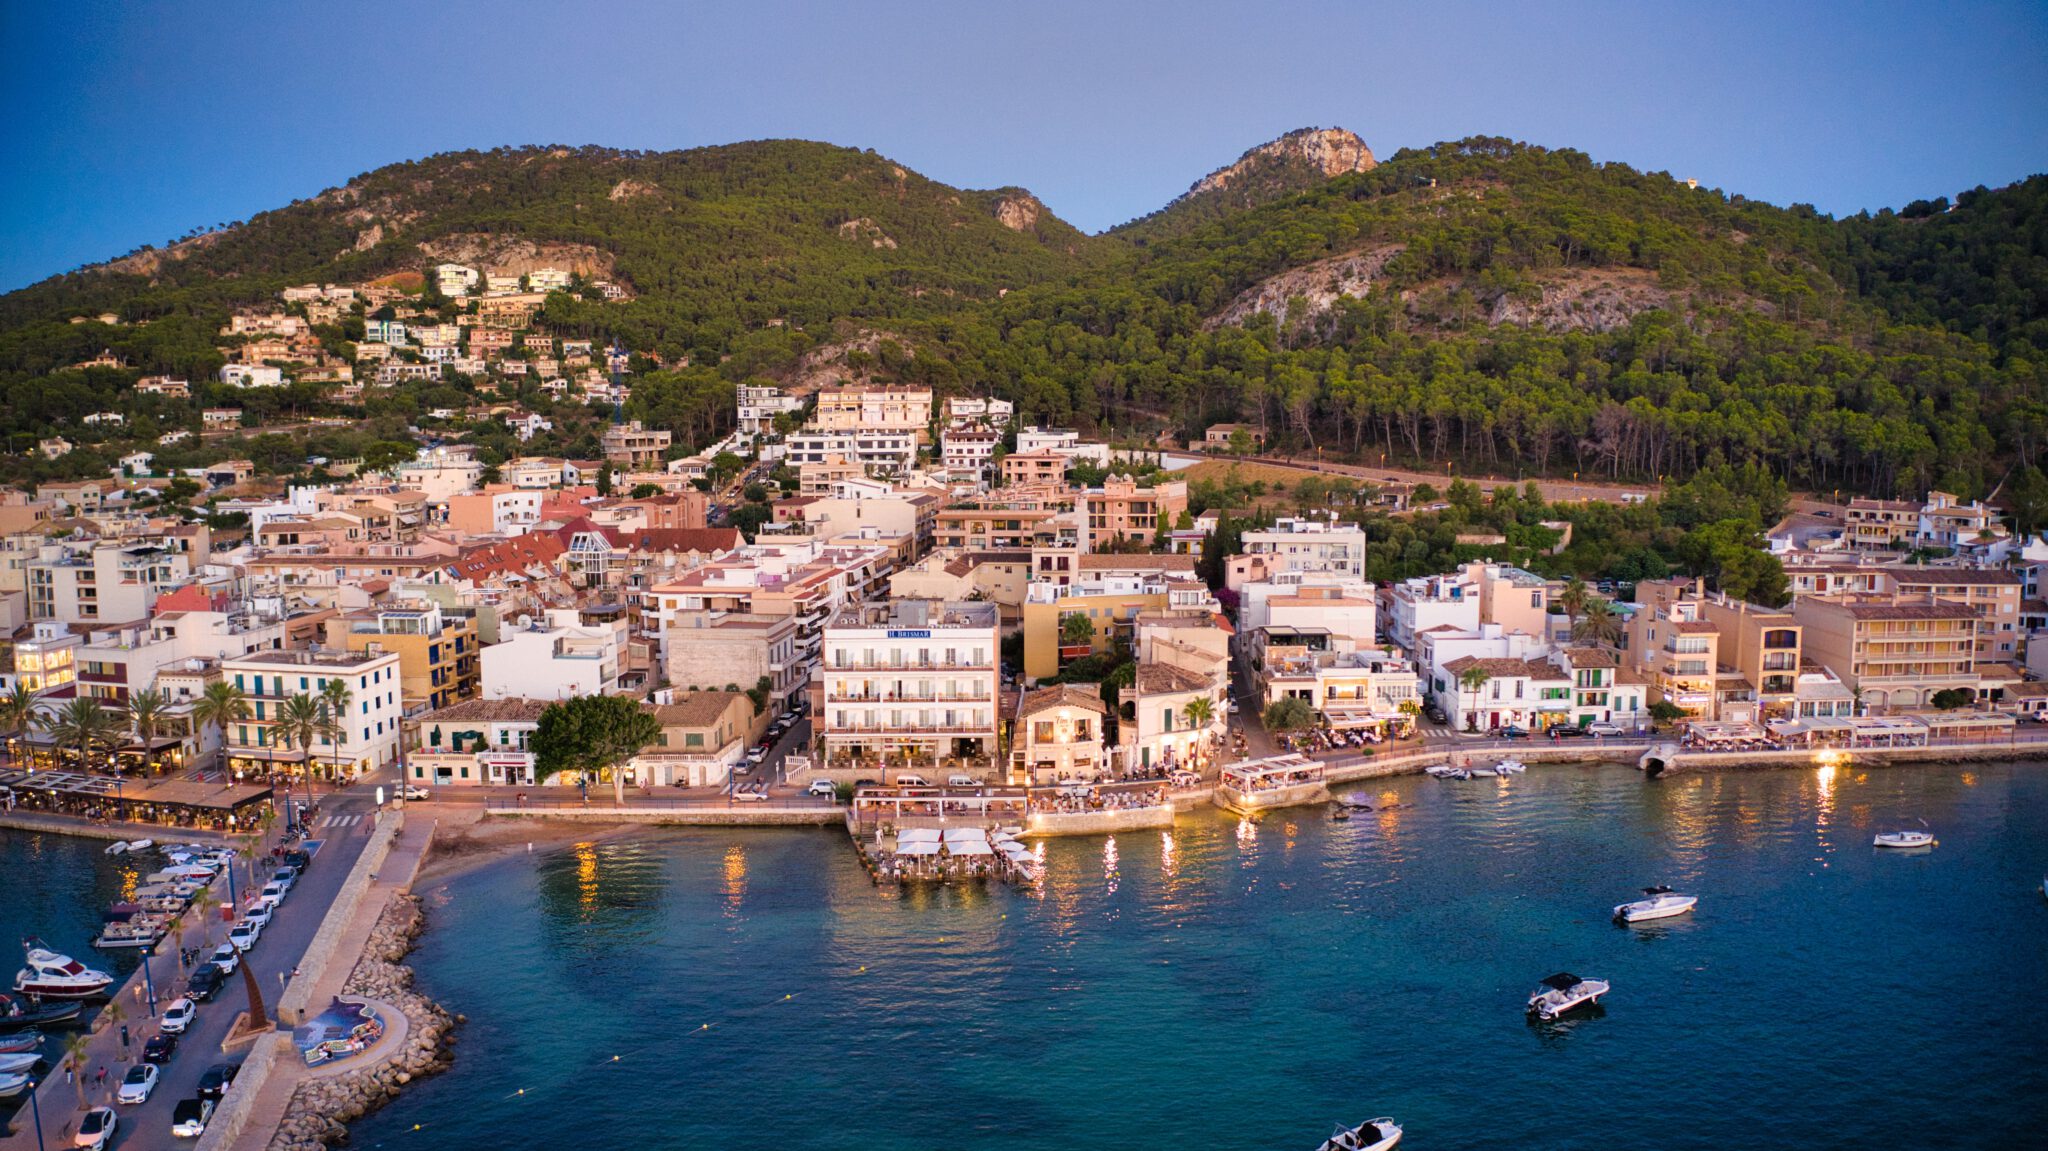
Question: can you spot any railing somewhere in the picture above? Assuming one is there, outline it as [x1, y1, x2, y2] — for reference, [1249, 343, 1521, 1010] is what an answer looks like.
[824, 723, 995, 736]
[827, 694, 992, 704]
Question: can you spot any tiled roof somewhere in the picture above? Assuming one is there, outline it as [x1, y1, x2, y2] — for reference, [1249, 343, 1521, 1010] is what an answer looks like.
[1076, 553, 1198, 572]
[422, 698, 550, 724]
[1017, 683, 1108, 718]
[648, 690, 748, 728]
[1132, 662, 1212, 694]
[628, 528, 742, 555]
[1443, 656, 1566, 680]
[449, 534, 567, 581]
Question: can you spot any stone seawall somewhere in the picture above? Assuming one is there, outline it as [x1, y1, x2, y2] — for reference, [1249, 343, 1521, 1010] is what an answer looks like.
[277, 810, 401, 1027]
[0, 811, 231, 844]
[1023, 805, 1176, 837]
[266, 895, 456, 1151]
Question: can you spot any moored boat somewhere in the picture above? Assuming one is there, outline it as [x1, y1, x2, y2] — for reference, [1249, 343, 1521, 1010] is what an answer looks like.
[1492, 758, 1526, 775]
[0, 1030, 43, 1054]
[0, 1051, 42, 1074]
[0, 993, 81, 1032]
[1873, 830, 1935, 849]
[1614, 885, 1698, 923]
[13, 942, 115, 999]
[1316, 1117, 1402, 1151]
[0, 1072, 30, 1099]
[1527, 972, 1610, 1020]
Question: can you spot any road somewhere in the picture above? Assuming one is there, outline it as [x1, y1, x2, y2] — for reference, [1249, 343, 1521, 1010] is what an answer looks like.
[4, 785, 380, 1151]
[1207, 451, 1664, 506]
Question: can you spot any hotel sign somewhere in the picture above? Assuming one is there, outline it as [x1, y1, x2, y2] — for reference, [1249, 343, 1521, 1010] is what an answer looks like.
[887, 629, 931, 639]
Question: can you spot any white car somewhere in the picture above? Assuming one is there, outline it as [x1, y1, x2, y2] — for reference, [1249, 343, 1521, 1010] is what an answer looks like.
[733, 789, 768, 802]
[242, 902, 274, 928]
[170, 1096, 215, 1138]
[209, 942, 241, 974]
[74, 1106, 116, 1150]
[227, 921, 261, 951]
[116, 1062, 159, 1105]
[805, 779, 838, 798]
[1586, 722, 1625, 737]
[401, 785, 431, 800]
[946, 775, 980, 787]
[159, 996, 198, 1035]
[259, 881, 288, 906]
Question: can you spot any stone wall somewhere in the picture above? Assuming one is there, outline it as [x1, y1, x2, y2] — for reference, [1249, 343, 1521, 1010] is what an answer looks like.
[267, 895, 456, 1151]
[277, 809, 400, 1026]
[486, 805, 842, 826]
[192, 1033, 292, 1151]
[1023, 804, 1176, 837]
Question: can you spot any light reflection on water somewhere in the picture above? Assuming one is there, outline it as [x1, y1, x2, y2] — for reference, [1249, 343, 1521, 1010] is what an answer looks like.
[352, 762, 2048, 1151]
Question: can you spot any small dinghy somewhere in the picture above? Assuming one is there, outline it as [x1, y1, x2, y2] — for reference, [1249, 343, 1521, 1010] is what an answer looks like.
[1316, 1117, 1402, 1151]
[1528, 972, 1610, 1020]
[0, 1030, 42, 1054]
[1614, 885, 1698, 923]
[0, 1051, 41, 1074]
[104, 842, 128, 856]
[1425, 764, 1460, 778]
[1873, 830, 1935, 849]
[1492, 758, 1527, 775]
[0, 1072, 30, 1099]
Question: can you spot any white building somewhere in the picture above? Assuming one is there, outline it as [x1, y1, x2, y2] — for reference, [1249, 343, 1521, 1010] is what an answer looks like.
[819, 600, 1000, 768]
[1386, 570, 1482, 655]
[1239, 573, 1377, 651]
[435, 263, 480, 297]
[221, 648, 404, 781]
[782, 429, 918, 475]
[220, 363, 285, 388]
[1228, 518, 1369, 590]
[737, 384, 804, 435]
[480, 608, 625, 700]
[1014, 426, 1110, 466]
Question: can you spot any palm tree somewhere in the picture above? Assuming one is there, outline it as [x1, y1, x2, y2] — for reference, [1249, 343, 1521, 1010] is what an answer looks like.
[39, 697, 120, 777]
[1183, 695, 1215, 732]
[1060, 612, 1096, 655]
[319, 677, 354, 784]
[276, 694, 323, 782]
[65, 1032, 91, 1110]
[1558, 578, 1589, 634]
[191, 681, 249, 775]
[1572, 599, 1624, 647]
[1457, 665, 1492, 733]
[127, 688, 167, 775]
[0, 683, 35, 767]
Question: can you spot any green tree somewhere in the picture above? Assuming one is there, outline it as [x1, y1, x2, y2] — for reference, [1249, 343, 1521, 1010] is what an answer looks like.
[1558, 578, 1589, 629]
[1059, 612, 1096, 655]
[629, 482, 662, 499]
[275, 694, 324, 785]
[596, 462, 615, 496]
[1930, 688, 1975, 710]
[0, 683, 36, 767]
[39, 696, 120, 777]
[531, 695, 662, 806]
[1262, 696, 1317, 735]
[1571, 599, 1624, 647]
[319, 677, 354, 782]
[126, 687, 167, 774]
[191, 681, 250, 773]
[1456, 665, 1492, 732]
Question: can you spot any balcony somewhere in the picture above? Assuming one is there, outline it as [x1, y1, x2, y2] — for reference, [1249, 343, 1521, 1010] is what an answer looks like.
[824, 722, 995, 736]
[827, 692, 992, 704]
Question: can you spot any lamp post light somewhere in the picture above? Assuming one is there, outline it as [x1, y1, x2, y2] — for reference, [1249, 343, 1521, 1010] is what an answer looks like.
[26, 1074, 45, 1151]
[140, 945, 157, 1015]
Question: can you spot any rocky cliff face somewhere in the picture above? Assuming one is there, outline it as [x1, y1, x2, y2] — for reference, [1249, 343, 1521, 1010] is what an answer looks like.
[1187, 127, 1378, 199]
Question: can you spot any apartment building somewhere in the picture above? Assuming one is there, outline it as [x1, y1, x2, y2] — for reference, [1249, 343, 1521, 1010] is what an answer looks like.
[818, 599, 999, 767]
[782, 429, 918, 475]
[1625, 580, 1750, 721]
[601, 420, 673, 467]
[408, 697, 545, 787]
[999, 451, 1069, 487]
[737, 384, 804, 435]
[1695, 593, 1804, 718]
[940, 430, 1001, 476]
[480, 607, 625, 700]
[944, 396, 1013, 430]
[634, 690, 757, 788]
[26, 541, 192, 623]
[1226, 518, 1368, 590]
[1239, 573, 1378, 652]
[1440, 655, 1575, 733]
[1882, 568, 2022, 663]
[445, 488, 544, 536]
[221, 648, 404, 781]
[1791, 595, 1980, 712]
[1258, 645, 1423, 734]
[1013, 427, 1109, 465]
[328, 602, 480, 715]
[665, 610, 804, 712]
[1020, 557, 1212, 680]
[810, 386, 933, 440]
[1078, 476, 1187, 550]
[1012, 685, 1109, 784]
[1843, 499, 1920, 549]
[1118, 661, 1226, 774]
[1385, 570, 1482, 654]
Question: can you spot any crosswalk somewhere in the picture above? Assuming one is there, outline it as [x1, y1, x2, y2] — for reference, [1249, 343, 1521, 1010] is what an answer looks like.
[318, 813, 364, 828]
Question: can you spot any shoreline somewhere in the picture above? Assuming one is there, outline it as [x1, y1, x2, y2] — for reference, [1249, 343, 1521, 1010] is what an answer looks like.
[409, 807, 641, 886]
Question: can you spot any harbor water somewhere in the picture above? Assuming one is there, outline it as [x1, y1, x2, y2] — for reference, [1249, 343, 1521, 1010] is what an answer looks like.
[288, 763, 2047, 1146]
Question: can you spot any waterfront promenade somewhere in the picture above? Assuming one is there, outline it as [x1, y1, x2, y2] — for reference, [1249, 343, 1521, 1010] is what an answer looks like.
[0, 789, 383, 1151]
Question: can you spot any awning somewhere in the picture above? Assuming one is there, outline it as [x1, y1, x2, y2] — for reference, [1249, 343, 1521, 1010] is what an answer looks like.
[896, 840, 941, 856]
[897, 828, 942, 844]
[946, 839, 995, 857]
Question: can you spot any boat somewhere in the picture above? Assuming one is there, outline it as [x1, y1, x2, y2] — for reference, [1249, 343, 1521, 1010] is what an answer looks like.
[91, 918, 167, 950]
[0, 1052, 41, 1074]
[1214, 754, 1331, 815]
[1316, 1118, 1402, 1151]
[1527, 972, 1610, 1020]
[1425, 764, 1461, 778]
[104, 841, 128, 856]
[0, 994, 81, 1032]
[0, 1031, 42, 1054]
[0, 1072, 29, 1099]
[1873, 830, 1936, 849]
[1492, 758, 1527, 775]
[1614, 885, 1698, 923]
[13, 942, 115, 999]
[126, 839, 153, 851]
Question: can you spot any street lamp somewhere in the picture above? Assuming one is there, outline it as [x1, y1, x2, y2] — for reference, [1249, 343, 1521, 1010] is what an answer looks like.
[140, 945, 157, 1015]
[25, 1074, 44, 1151]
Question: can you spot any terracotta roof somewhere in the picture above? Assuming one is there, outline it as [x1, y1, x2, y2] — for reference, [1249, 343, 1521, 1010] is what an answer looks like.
[2002, 680, 2048, 698]
[1443, 655, 1567, 680]
[1562, 646, 1620, 667]
[1827, 601, 1979, 621]
[448, 534, 567, 581]
[1671, 620, 1718, 633]
[627, 528, 742, 555]
[1076, 553, 1198, 573]
[1017, 683, 1108, 719]
[648, 691, 748, 728]
[1132, 662, 1212, 694]
[1883, 567, 2020, 586]
[422, 698, 550, 724]
[151, 585, 213, 616]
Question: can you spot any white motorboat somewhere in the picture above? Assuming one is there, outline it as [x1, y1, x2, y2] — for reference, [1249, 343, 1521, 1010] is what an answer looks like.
[13, 942, 115, 1000]
[1316, 1118, 1402, 1151]
[1425, 764, 1461, 778]
[104, 841, 127, 856]
[1527, 972, 1609, 1020]
[1492, 758, 1527, 775]
[0, 1051, 40, 1074]
[1614, 885, 1698, 923]
[1873, 830, 1936, 849]
[0, 1072, 29, 1099]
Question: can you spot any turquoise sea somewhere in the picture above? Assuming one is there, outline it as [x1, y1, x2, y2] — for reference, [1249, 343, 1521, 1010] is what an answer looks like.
[320, 764, 2047, 1146]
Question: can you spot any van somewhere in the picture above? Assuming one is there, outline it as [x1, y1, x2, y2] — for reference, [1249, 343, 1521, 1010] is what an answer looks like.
[946, 774, 980, 787]
[893, 774, 930, 787]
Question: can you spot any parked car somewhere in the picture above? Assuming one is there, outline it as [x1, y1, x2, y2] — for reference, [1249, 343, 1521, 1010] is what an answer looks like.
[1424, 704, 1448, 724]
[744, 746, 768, 766]
[258, 882, 288, 907]
[894, 774, 930, 787]
[143, 1032, 178, 1063]
[805, 779, 838, 798]
[197, 1063, 238, 1100]
[227, 921, 261, 952]
[159, 996, 198, 1035]
[186, 964, 226, 1002]
[282, 849, 311, 870]
[401, 785, 431, 801]
[1545, 723, 1588, 738]
[116, 1063, 159, 1104]
[170, 1096, 215, 1138]
[1586, 721, 1624, 737]
[1496, 725, 1532, 739]
[74, 1106, 116, 1150]
[269, 868, 297, 893]
[733, 789, 768, 803]
[241, 903, 274, 929]
[946, 775, 980, 787]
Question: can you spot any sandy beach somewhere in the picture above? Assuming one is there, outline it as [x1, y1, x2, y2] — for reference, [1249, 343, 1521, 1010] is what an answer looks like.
[410, 804, 639, 885]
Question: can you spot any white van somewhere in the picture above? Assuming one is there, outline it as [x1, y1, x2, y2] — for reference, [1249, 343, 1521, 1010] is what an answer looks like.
[893, 774, 931, 787]
[946, 774, 980, 787]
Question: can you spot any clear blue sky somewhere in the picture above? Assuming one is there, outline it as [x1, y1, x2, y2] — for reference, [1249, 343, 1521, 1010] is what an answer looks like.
[3, 0, 2044, 292]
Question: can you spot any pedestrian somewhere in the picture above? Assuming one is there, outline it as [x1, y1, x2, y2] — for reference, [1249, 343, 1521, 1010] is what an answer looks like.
[64, 1065, 72, 1086]
[120, 1023, 130, 1051]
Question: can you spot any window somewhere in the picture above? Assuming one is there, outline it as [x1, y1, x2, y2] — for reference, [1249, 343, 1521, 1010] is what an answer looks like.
[685, 733, 703, 748]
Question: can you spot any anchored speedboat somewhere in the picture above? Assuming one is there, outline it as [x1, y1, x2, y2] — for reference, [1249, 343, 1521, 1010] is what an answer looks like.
[1614, 885, 1697, 923]
[1316, 1117, 1402, 1151]
[1527, 972, 1609, 1020]
[1873, 830, 1935, 849]
[13, 941, 114, 999]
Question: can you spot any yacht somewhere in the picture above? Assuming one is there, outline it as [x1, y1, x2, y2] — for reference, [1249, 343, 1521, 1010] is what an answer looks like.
[1873, 830, 1936, 849]
[0, 993, 81, 1031]
[1527, 972, 1610, 1020]
[1614, 885, 1698, 923]
[1492, 758, 1527, 775]
[13, 942, 114, 999]
[1316, 1118, 1402, 1151]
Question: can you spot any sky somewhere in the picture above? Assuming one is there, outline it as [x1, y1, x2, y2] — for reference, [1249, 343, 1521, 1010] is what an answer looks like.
[2, 0, 2045, 292]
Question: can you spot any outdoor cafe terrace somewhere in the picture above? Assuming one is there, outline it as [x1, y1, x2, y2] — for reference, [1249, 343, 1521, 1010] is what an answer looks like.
[0, 768, 273, 829]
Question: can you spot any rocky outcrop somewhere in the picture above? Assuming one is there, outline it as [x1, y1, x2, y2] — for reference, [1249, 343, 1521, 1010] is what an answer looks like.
[1187, 127, 1377, 199]
[992, 194, 1042, 232]
[608, 178, 660, 202]
[416, 233, 618, 280]
[265, 896, 455, 1151]
[835, 217, 898, 249]
[1206, 244, 1405, 329]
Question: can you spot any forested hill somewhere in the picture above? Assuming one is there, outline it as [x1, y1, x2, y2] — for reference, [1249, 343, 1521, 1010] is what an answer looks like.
[1, 132, 2044, 502]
